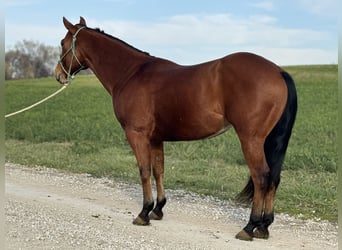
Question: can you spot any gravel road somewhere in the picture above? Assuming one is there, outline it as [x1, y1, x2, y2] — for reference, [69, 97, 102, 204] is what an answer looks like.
[5, 163, 337, 250]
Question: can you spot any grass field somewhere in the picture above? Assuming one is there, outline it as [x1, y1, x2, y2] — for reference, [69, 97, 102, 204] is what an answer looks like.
[5, 65, 337, 221]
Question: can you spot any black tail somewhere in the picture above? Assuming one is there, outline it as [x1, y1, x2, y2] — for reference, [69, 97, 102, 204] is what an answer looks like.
[237, 71, 298, 203]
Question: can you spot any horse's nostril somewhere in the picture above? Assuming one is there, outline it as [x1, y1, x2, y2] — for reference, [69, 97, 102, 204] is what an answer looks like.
[56, 73, 61, 82]
[56, 73, 66, 84]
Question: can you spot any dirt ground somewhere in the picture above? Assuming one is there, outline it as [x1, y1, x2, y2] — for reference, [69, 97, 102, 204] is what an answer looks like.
[5, 163, 337, 250]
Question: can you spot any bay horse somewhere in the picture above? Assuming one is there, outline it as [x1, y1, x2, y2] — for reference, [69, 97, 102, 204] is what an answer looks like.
[55, 17, 297, 241]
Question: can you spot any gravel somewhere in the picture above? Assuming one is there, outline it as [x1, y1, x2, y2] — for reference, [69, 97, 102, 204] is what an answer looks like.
[5, 163, 338, 249]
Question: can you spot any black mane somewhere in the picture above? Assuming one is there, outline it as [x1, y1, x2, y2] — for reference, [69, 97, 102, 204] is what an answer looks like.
[91, 27, 150, 56]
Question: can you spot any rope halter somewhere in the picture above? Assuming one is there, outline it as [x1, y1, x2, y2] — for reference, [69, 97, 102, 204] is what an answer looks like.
[58, 26, 86, 84]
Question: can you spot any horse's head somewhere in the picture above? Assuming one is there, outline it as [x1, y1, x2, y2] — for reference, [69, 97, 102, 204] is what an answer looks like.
[55, 17, 88, 84]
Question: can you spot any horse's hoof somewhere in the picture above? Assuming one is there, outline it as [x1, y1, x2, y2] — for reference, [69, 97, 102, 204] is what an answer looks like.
[253, 228, 269, 239]
[235, 230, 253, 241]
[133, 216, 150, 226]
[149, 211, 163, 220]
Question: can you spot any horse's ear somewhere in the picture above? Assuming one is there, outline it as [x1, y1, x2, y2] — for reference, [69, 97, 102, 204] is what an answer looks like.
[63, 17, 77, 34]
[80, 16, 87, 26]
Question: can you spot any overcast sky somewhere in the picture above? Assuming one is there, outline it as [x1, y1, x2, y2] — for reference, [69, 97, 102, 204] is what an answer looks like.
[5, 0, 338, 65]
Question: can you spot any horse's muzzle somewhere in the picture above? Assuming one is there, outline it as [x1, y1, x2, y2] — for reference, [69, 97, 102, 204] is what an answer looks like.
[54, 65, 67, 84]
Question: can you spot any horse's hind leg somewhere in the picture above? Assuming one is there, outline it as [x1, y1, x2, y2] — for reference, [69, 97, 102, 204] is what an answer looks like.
[235, 136, 269, 241]
[149, 142, 167, 220]
[253, 183, 276, 239]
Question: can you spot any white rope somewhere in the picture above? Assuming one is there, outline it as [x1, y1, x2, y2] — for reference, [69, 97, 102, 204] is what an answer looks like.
[5, 27, 84, 118]
[5, 85, 68, 118]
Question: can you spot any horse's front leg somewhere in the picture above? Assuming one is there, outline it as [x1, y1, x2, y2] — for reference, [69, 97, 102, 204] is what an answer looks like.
[149, 142, 167, 220]
[125, 129, 154, 225]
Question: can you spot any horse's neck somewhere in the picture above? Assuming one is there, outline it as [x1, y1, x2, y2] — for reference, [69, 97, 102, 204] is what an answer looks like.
[81, 33, 150, 95]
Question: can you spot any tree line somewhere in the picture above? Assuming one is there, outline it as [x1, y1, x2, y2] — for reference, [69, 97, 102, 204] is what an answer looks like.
[5, 40, 61, 80]
[6, 40, 92, 80]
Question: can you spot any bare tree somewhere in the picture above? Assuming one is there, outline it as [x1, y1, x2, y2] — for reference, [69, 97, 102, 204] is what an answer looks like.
[5, 40, 60, 80]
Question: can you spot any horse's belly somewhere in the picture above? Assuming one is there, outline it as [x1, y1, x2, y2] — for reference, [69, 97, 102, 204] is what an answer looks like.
[203, 123, 232, 139]
[162, 116, 231, 141]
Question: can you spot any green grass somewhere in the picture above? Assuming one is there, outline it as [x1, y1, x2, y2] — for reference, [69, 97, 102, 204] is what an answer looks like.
[5, 65, 337, 222]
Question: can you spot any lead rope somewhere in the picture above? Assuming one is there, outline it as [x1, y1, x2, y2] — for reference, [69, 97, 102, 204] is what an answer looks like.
[5, 26, 86, 118]
[5, 84, 68, 118]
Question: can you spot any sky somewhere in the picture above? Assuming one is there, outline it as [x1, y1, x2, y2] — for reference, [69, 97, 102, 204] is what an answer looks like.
[5, 0, 338, 66]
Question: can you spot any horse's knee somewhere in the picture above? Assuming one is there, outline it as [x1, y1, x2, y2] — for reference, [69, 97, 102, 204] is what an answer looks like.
[139, 167, 151, 180]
